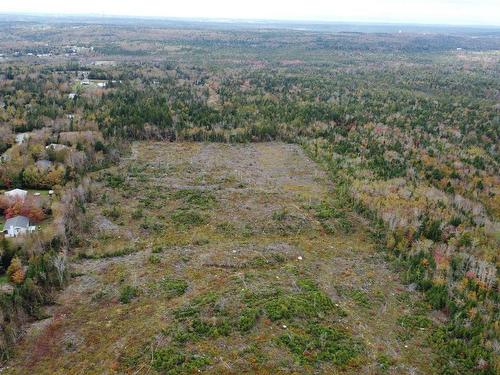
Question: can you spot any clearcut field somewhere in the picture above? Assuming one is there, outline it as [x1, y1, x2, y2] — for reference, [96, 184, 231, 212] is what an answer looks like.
[6, 142, 436, 374]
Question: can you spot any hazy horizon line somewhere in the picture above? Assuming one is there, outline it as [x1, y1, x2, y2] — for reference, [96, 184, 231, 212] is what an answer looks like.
[1, 11, 500, 29]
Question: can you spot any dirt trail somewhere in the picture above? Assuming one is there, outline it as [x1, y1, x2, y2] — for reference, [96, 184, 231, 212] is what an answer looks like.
[4, 143, 434, 374]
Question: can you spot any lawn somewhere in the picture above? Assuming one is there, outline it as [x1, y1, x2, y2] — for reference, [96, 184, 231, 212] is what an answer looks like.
[27, 189, 50, 197]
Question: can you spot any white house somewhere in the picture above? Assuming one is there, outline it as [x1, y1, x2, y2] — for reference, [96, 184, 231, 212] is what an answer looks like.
[45, 144, 68, 151]
[2, 216, 36, 238]
[4, 188, 28, 201]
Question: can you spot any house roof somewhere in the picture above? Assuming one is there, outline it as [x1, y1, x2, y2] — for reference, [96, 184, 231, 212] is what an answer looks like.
[3, 216, 30, 230]
[36, 159, 53, 170]
[5, 188, 27, 197]
[45, 143, 68, 150]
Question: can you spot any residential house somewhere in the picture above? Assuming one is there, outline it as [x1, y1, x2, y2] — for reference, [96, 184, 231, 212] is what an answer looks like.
[45, 144, 69, 152]
[35, 159, 53, 171]
[2, 216, 36, 238]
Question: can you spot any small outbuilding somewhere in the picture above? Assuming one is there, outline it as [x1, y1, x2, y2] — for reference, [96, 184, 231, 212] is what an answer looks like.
[2, 216, 36, 238]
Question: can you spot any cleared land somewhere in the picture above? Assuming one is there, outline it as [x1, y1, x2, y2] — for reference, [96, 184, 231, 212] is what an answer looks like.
[5, 142, 436, 374]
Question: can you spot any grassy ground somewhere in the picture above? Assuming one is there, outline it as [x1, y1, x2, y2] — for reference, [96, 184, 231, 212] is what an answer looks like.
[3, 142, 437, 374]
[27, 189, 50, 197]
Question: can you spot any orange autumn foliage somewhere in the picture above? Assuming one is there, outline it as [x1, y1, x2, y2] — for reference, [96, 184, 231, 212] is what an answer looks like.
[7, 257, 25, 284]
[11, 268, 26, 284]
[4, 197, 45, 223]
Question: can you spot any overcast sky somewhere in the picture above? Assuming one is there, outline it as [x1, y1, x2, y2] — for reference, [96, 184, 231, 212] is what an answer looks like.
[1, 0, 499, 26]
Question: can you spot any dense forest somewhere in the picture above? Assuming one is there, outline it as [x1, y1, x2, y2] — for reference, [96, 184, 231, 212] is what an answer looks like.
[0, 19, 498, 374]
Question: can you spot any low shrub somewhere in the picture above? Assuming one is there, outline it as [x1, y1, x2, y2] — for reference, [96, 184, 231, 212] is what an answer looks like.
[159, 277, 188, 298]
[272, 209, 289, 221]
[106, 174, 125, 188]
[173, 189, 216, 209]
[103, 206, 121, 219]
[171, 209, 206, 227]
[119, 285, 138, 304]
[349, 289, 371, 308]
[278, 323, 364, 366]
[78, 245, 138, 259]
[397, 314, 432, 330]
[140, 217, 165, 232]
[152, 245, 165, 253]
[148, 254, 161, 264]
[239, 308, 260, 332]
[131, 207, 144, 219]
[425, 285, 448, 310]
[264, 280, 340, 321]
[152, 348, 210, 373]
